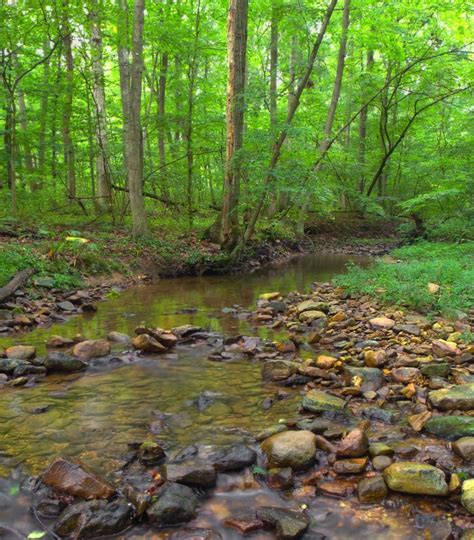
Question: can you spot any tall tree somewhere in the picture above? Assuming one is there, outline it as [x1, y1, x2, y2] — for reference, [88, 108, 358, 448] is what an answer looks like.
[220, 0, 249, 247]
[117, 0, 148, 236]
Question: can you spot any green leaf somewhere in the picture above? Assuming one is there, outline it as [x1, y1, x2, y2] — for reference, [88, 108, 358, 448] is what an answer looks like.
[27, 532, 46, 539]
[251, 465, 268, 476]
[8, 485, 19, 496]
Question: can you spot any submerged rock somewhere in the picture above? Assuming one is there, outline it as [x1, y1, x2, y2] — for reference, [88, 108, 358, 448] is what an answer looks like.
[41, 457, 115, 500]
[147, 482, 198, 525]
[208, 443, 256, 471]
[138, 441, 166, 466]
[302, 389, 346, 413]
[169, 529, 223, 540]
[54, 499, 132, 538]
[256, 506, 309, 539]
[337, 429, 369, 458]
[428, 384, 474, 411]
[261, 360, 299, 381]
[383, 462, 449, 496]
[73, 339, 111, 360]
[261, 430, 317, 469]
[358, 476, 387, 503]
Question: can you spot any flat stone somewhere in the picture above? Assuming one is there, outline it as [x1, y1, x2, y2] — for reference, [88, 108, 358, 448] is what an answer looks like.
[334, 458, 367, 474]
[337, 429, 368, 458]
[42, 457, 115, 500]
[261, 360, 300, 381]
[261, 430, 317, 470]
[428, 384, 474, 411]
[208, 443, 257, 471]
[372, 455, 392, 470]
[432, 339, 460, 357]
[57, 300, 76, 311]
[46, 335, 75, 348]
[147, 482, 198, 525]
[169, 529, 222, 540]
[225, 516, 264, 535]
[369, 317, 395, 330]
[302, 389, 345, 413]
[54, 499, 132, 537]
[391, 367, 420, 384]
[383, 462, 449, 496]
[165, 460, 216, 487]
[107, 331, 131, 343]
[420, 362, 450, 378]
[256, 506, 309, 539]
[296, 300, 328, 314]
[344, 367, 384, 392]
[299, 310, 326, 323]
[358, 476, 388, 503]
[73, 339, 111, 359]
[369, 443, 394, 457]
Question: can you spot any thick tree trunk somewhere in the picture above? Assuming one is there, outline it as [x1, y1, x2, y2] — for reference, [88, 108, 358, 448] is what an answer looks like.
[62, 4, 76, 199]
[267, 0, 279, 216]
[17, 87, 34, 175]
[38, 40, 51, 187]
[89, 0, 112, 209]
[157, 52, 169, 201]
[220, 0, 249, 248]
[117, 0, 131, 180]
[126, 0, 148, 236]
[4, 96, 17, 214]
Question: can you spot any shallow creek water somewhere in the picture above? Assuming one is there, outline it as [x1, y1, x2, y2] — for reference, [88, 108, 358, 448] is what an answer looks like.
[0, 253, 431, 539]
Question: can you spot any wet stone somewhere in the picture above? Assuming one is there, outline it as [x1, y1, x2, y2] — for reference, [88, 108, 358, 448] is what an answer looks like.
[372, 455, 392, 471]
[267, 467, 293, 489]
[164, 459, 216, 487]
[420, 362, 451, 378]
[261, 360, 300, 381]
[169, 529, 223, 540]
[333, 457, 368, 474]
[73, 339, 111, 359]
[428, 383, 474, 411]
[41, 457, 115, 500]
[302, 389, 346, 413]
[207, 443, 256, 471]
[383, 462, 449, 496]
[54, 499, 132, 538]
[256, 506, 309, 539]
[344, 366, 384, 392]
[138, 441, 166, 465]
[462, 479, 474, 515]
[6, 345, 36, 360]
[225, 515, 264, 535]
[337, 429, 369, 458]
[358, 476, 387, 503]
[44, 352, 87, 373]
[147, 482, 198, 525]
[261, 430, 317, 470]
[13, 363, 46, 377]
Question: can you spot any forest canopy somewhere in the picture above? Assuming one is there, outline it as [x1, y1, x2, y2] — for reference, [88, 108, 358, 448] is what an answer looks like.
[1, 0, 473, 246]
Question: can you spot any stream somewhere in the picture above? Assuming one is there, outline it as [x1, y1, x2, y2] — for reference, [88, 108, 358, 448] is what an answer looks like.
[0, 252, 428, 539]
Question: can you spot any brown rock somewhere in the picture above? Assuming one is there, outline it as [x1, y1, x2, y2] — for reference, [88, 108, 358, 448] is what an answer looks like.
[369, 317, 395, 330]
[364, 350, 387, 367]
[132, 334, 167, 353]
[41, 457, 115, 500]
[432, 339, 460, 357]
[6, 345, 36, 360]
[391, 367, 420, 384]
[408, 411, 432, 432]
[358, 476, 387, 503]
[46, 335, 75, 348]
[315, 355, 337, 369]
[333, 458, 368, 474]
[73, 339, 111, 359]
[318, 479, 355, 498]
[225, 517, 264, 535]
[337, 429, 368, 458]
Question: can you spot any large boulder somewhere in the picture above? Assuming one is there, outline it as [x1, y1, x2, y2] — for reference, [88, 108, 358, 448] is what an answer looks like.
[147, 482, 198, 525]
[54, 499, 132, 538]
[73, 339, 111, 360]
[41, 457, 115, 500]
[383, 462, 449, 496]
[425, 416, 474, 440]
[302, 389, 345, 413]
[428, 384, 474, 411]
[261, 430, 317, 470]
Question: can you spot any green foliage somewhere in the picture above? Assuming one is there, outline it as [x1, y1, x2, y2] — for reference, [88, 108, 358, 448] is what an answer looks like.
[0, 243, 83, 289]
[336, 241, 474, 315]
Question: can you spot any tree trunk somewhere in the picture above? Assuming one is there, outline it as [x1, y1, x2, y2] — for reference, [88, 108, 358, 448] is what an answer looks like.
[299, 0, 350, 233]
[17, 86, 34, 176]
[357, 50, 373, 194]
[62, 2, 76, 199]
[126, 0, 148, 236]
[117, 0, 131, 181]
[158, 52, 169, 201]
[89, 0, 112, 209]
[4, 95, 17, 215]
[220, 0, 249, 248]
[267, 0, 279, 216]
[38, 39, 51, 186]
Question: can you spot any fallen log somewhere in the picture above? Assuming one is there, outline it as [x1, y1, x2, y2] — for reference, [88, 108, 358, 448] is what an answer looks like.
[0, 268, 35, 304]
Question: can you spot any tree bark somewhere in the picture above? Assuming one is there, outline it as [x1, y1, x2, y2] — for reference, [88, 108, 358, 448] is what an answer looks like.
[38, 39, 51, 186]
[89, 0, 112, 209]
[157, 52, 170, 201]
[126, 0, 148, 236]
[0, 269, 35, 304]
[357, 50, 373, 193]
[220, 0, 249, 248]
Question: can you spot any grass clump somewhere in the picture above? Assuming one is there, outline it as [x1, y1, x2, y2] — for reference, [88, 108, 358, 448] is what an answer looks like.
[336, 241, 474, 316]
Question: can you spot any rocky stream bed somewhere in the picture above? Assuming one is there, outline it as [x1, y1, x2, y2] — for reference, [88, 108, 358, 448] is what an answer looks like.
[0, 252, 473, 539]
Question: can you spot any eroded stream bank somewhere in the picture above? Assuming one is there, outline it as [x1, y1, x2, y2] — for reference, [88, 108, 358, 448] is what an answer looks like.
[0, 251, 473, 539]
